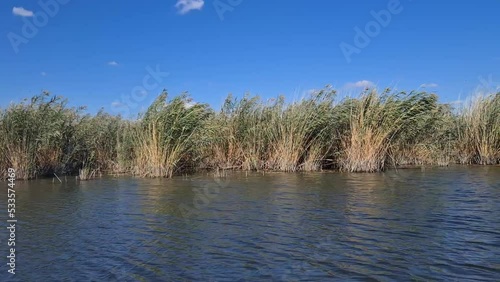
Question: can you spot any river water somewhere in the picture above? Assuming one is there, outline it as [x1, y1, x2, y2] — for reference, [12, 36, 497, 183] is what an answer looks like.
[0, 166, 499, 281]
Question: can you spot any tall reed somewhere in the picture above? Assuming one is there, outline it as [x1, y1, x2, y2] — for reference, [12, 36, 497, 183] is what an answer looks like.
[75, 110, 123, 173]
[338, 89, 438, 172]
[131, 91, 210, 178]
[455, 93, 500, 165]
[265, 88, 336, 172]
[201, 87, 337, 172]
[1, 89, 498, 180]
[0, 93, 81, 179]
[201, 94, 267, 171]
[390, 103, 455, 166]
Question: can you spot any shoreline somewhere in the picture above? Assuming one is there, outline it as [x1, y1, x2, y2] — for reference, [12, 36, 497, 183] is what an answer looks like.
[4, 163, 500, 182]
[1, 91, 499, 180]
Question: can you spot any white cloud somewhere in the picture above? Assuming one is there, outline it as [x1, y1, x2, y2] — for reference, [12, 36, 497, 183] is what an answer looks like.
[12, 7, 34, 17]
[344, 80, 375, 89]
[477, 74, 499, 92]
[175, 0, 204, 15]
[305, 89, 318, 95]
[184, 101, 196, 109]
[108, 61, 119, 66]
[420, 83, 439, 88]
[41, 72, 47, 76]
[111, 101, 125, 107]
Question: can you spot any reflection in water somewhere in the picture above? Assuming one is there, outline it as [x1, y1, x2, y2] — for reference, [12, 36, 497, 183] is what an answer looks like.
[0, 166, 498, 281]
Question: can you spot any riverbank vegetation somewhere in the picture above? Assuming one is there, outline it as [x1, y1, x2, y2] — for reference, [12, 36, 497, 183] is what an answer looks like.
[1, 89, 498, 180]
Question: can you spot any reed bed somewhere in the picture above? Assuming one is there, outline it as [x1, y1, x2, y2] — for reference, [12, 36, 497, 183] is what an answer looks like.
[201, 87, 338, 172]
[0, 89, 498, 180]
[130, 91, 210, 178]
[0, 92, 122, 180]
[0, 93, 78, 179]
[338, 90, 439, 172]
[78, 166, 97, 181]
[265, 90, 336, 172]
[455, 93, 500, 165]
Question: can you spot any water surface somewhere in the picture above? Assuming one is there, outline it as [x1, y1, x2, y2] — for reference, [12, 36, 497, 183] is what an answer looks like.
[0, 166, 499, 281]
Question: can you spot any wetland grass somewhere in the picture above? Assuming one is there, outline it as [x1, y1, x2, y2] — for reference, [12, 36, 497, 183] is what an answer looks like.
[1, 89, 498, 179]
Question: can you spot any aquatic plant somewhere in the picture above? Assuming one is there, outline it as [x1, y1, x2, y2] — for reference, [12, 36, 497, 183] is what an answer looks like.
[265, 88, 337, 172]
[201, 94, 266, 171]
[78, 165, 97, 181]
[455, 93, 500, 165]
[75, 110, 123, 173]
[1, 89, 498, 180]
[0, 93, 82, 179]
[201, 86, 337, 172]
[338, 89, 439, 172]
[130, 91, 210, 178]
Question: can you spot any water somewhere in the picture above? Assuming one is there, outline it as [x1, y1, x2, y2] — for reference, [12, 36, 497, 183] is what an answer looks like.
[0, 166, 499, 281]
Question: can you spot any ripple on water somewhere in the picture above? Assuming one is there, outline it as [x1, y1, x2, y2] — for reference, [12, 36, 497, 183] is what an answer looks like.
[0, 167, 499, 281]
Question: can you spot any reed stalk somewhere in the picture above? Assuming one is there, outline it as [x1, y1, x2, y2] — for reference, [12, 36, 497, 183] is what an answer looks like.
[1, 90, 498, 179]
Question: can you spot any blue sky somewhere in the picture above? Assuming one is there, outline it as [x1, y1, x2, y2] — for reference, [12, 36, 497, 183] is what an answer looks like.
[1, 0, 499, 116]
